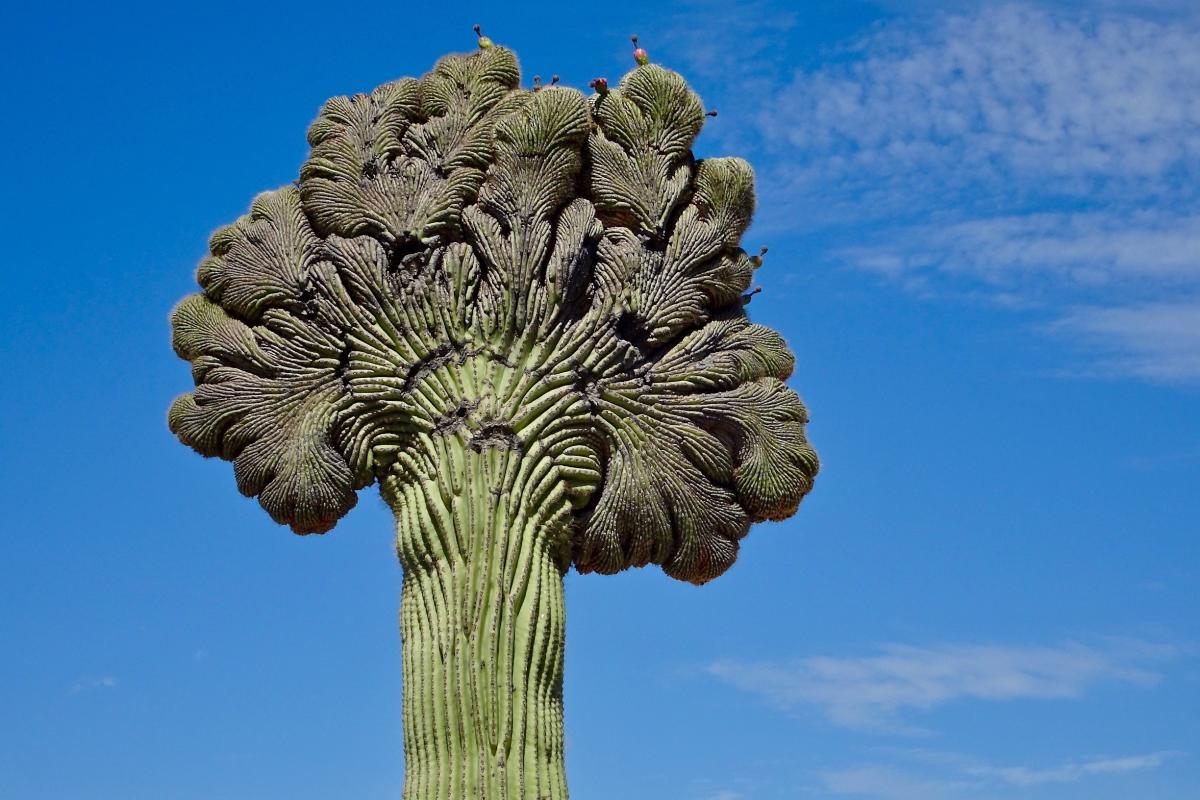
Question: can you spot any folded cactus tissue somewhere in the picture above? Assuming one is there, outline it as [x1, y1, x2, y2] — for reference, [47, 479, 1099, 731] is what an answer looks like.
[168, 31, 819, 800]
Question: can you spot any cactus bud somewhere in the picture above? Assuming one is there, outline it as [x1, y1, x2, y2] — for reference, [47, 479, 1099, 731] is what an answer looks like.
[589, 77, 609, 96]
[473, 24, 494, 49]
[631, 34, 649, 65]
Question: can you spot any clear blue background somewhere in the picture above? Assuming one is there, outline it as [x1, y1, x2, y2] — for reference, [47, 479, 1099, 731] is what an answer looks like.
[1, 2, 1196, 799]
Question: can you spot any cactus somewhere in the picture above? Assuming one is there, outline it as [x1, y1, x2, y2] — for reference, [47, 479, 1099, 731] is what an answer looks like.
[169, 36, 818, 800]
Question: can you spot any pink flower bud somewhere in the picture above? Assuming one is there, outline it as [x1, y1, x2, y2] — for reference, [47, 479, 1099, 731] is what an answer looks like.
[631, 34, 650, 66]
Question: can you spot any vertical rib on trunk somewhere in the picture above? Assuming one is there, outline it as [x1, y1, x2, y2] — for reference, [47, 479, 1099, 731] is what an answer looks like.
[384, 434, 572, 800]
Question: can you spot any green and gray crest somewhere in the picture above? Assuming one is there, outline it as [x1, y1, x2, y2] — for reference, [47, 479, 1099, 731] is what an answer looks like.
[170, 41, 817, 800]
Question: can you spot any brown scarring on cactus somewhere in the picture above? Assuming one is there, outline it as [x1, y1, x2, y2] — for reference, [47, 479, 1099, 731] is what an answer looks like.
[169, 37, 818, 800]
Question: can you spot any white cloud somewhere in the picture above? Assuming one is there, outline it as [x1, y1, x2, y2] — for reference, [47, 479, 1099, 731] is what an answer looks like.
[838, 211, 1200, 380]
[819, 750, 1181, 799]
[821, 764, 974, 800]
[673, 2, 1200, 384]
[666, 0, 797, 86]
[761, 4, 1200, 217]
[1051, 300, 1200, 381]
[70, 675, 118, 693]
[967, 750, 1182, 786]
[707, 640, 1173, 732]
[841, 212, 1200, 287]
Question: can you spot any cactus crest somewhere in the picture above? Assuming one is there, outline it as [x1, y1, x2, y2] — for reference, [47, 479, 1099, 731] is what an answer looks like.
[170, 42, 818, 581]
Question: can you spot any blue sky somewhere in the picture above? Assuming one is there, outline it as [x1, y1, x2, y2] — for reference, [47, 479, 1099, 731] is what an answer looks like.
[1, 1, 1196, 798]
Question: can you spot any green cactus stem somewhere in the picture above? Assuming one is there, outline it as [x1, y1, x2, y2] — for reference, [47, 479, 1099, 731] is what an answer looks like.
[389, 436, 570, 798]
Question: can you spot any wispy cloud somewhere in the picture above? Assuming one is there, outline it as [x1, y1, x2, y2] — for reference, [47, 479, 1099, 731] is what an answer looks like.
[672, 2, 1200, 383]
[1051, 300, 1200, 382]
[838, 210, 1200, 380]
[821, 750, 1181, 799]
[665, 0, 798, 88]
[758, 3, 1200, 221]
[967, 750, 1182, 786]
[840, 212, 1200, 289]
[707, 639, 1174, 732]
[821, 764, 975, 800]
[70, 675, 118, 694]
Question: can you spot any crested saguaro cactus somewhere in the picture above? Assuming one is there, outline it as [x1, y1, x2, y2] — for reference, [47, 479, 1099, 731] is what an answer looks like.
[169, 33, 818, 800]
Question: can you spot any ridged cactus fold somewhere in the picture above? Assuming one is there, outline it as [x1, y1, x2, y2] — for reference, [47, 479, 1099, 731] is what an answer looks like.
[169, 41, 818, 800]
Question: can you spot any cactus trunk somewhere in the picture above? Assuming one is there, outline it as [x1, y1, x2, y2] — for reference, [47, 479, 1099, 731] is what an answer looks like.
[385, 436, 572, 800]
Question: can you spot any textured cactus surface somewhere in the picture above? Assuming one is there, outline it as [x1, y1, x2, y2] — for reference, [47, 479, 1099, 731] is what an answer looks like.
[170, 40, 817, 800]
